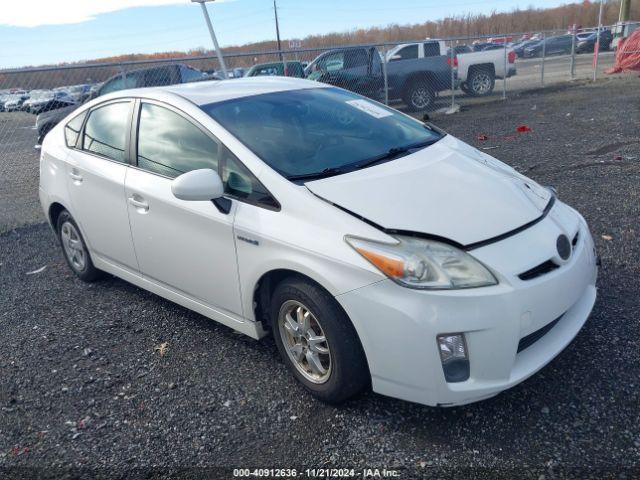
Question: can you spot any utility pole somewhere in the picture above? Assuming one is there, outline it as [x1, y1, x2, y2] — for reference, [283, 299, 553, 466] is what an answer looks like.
[613, 0, 631, 49]
[619, 0, 631, 22]
[593, 0, 604, 81]
[273, 0, 283, 61]
[191, 0, 228, 79]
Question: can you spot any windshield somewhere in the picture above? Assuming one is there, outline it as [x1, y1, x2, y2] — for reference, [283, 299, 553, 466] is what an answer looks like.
[202, 87, 443, 180]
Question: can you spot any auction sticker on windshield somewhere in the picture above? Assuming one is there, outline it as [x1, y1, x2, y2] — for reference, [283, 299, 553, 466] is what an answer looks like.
[345, 99, 393, 118]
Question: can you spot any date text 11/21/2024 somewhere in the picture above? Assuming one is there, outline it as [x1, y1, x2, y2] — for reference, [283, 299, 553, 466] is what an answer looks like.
[232, 468, 402, 477]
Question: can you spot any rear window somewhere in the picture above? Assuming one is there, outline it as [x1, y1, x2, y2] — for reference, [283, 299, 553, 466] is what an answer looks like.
[424, 42, 442, 57]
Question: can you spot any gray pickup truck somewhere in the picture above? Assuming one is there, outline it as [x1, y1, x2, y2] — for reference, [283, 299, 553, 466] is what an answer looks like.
[305, 45, 453, 111]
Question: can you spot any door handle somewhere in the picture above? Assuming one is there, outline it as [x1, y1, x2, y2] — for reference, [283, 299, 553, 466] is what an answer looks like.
[69, 171, 83, 182]
[128, 195, 149, 212]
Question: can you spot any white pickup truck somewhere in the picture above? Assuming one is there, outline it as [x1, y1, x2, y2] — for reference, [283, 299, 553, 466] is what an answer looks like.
[386, 40, 517, 96]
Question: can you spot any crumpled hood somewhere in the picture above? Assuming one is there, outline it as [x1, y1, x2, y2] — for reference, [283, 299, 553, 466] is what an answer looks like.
[305, 134, 552, 246]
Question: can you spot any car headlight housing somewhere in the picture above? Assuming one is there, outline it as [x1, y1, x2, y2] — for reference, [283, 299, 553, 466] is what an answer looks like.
[345, 234, 497, 289]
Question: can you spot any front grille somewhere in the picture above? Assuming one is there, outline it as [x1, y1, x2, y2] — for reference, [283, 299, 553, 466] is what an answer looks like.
[518, 260, 559, 281]
[517, 315, 563, 353]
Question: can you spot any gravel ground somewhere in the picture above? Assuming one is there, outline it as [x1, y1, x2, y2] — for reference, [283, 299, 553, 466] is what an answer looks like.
[0, 111, 42, 233]
[1, 76, 639, 478]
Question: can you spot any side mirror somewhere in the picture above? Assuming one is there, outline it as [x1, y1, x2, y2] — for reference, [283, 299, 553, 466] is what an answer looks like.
[171, 168, 224, 201]
[389, 54, 402, 61]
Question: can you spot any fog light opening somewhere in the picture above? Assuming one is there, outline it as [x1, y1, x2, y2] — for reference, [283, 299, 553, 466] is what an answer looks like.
[437, 333, 470, 383]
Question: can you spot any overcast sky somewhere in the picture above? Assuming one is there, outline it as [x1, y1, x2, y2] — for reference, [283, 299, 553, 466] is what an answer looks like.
[0, 0, 567, 68]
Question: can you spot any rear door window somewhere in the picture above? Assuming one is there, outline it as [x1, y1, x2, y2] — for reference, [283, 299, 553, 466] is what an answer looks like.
[143, 67, 173, 87]
[82, 101, 131, 163]
[179, 65, 205, 83]
[344, 49, 369, 68]
[424, 42, 442, 57]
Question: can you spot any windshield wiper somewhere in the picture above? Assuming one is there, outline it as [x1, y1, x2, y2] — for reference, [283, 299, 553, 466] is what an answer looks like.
[286, 166, 350, 181]
[286, 138, 441, 182]
[354, 138, 440, 170]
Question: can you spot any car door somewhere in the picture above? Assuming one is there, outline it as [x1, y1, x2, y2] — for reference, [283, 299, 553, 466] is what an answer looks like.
[64, 100, 139, 272]
[124, 100, 243, 315]
[547, 38, 562, 55]
[324, 48, 382, 100]
[553, 36, 571, 54]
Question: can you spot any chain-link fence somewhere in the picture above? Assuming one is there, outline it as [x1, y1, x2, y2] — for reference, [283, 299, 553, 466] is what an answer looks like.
[0, 21, 637, 160]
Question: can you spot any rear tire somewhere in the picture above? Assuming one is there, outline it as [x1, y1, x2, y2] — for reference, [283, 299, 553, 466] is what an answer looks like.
[270, 276, 369, 404]
[402, 81, 435, 112]
[56, 210, 103, 282]
[466, 68, 495, 96]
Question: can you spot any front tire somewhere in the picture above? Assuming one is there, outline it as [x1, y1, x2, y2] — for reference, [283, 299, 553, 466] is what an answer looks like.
[270, 276, 369, 404]
[56, 210, 103, 282]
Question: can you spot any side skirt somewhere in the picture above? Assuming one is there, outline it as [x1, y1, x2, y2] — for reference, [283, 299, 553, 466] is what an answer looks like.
[93, 255, 268, 340]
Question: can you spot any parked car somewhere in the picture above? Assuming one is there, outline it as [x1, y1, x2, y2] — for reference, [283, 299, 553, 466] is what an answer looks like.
[575, 31, 595, 42]
[39, 77, 597, 407]
[306, 44, 452, 110]
[245, 61, 305, 78]
[471, 42, 496, 52]
[22, 90, 76, 115]
[481, 44, 506, 51]
[575, 29, 613, 53]
[2, 92, 30, 112]
[0, 90, 29, 112]
[522, 35, 574, 58]
[0, 93, 11, 112]
[36, 64, 210, 143]
[88, 82, 103, 97]
[64, 84, 92, 103]
[385, 40, 516, 97]
[512, 39, 541, 57]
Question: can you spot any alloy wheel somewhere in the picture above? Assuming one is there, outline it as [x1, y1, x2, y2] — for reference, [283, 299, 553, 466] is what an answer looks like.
[471, 72, 492, 95]
[410, 87, 432, 109]
[278, 300, 332, 384]
[60, 221, 86, 272]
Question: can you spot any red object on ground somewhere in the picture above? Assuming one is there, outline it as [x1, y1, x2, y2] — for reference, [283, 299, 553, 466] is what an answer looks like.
[476, 134, 489, 141]
[607, 29, 640, 74]
[516, 125, 532, 133]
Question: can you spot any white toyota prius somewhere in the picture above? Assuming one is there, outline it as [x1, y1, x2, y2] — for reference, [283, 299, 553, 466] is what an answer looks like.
[39, 77, 597, 407]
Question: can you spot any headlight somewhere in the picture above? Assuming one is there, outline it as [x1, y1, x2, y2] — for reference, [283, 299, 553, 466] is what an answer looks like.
[345, 235, 497, 289]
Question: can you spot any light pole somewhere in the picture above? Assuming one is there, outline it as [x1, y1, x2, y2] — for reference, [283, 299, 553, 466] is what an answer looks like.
[191, 0, 228, 78]
[273, 0, 283, 61]
[593, 0, 604, 81]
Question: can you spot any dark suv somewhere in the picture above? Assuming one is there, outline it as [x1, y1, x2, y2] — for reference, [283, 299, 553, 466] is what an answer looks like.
[36, 64, 211, 143]
[523, 35, 574, 58]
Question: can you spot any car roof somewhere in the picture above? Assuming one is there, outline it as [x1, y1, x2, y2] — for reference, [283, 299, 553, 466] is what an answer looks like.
[252, 61, 301, 67]
[113, 76, 329, 106]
